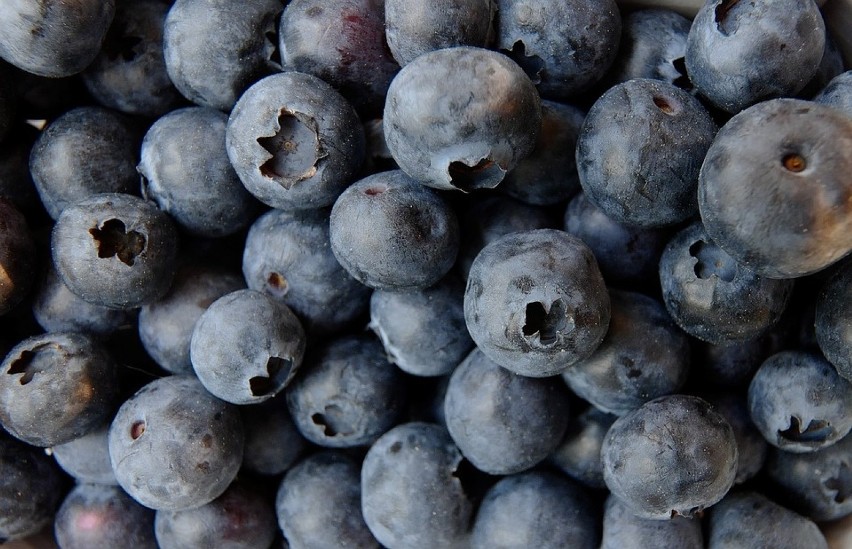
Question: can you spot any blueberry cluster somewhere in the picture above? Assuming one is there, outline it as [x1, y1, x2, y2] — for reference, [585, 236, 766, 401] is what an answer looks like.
[0, 0, 850, 547]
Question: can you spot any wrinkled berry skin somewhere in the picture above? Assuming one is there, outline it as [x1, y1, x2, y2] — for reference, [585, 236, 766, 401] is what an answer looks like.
[279, 0, 400, 116]
[685, 0, 825, 113]
[361, 422, 473, 549]
[0, 200, 36, 316]
[698, 99, 852, 279]
[659, 223, 794, 344]
[226, 71, 366, 211]
[286, 335, 406, 448]
[0, 432, 65, 542]
[138, 265, 244, 376]
[0, 332, 118, 448]
[191, 289, 306, 405]
[471, 471, 597, 549]
[496, 0, 621, 100]
[707, 491, 827, 549]
[52, 193, 178, 310]
[164, 0, 281, 111]
[816, 258, 852, 382]
[747, 351, 852, 453]
[444, 348, 570, 475]
[369, 276, 473, 377]
[385, 0, 496, 66]
[30, 106, 139, 222]
[108, 375, 244, 512]
[155, 481, 277, 549]
[601, 394, 738, 520]
[765, 432, 852, 521]
[55, 484, 157, 549]
[276, 452, 379, 549]
[0, 0, 115, 77]
[384, 47, 541, 192]
[51, 423, 117, 485]
[138, 107, 260, 238]
[562, 290, 691, 416]
[601, 494, 703, 549]
[576, 78, 716, 228]
[83, 0, 183, 118]
[243, 208, 370, 335]
[464, 229, 610, 378]
[330, 170, 459, 291]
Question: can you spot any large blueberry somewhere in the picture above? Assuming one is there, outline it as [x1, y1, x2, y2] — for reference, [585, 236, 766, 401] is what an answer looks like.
[108, 375, 244, 511]
[576, 78, 716, 228]
[685, 0, 825, 113]
[464, 229, 610, 377]
[698, 99, 852, 278]
[190, 289, 306, 405]
[444, 348, 570, 475]
[384, 47, 541, 191]
[601, 394, 738, 520]
[329, 170, 459, 291]
[226, 71, 366, 211]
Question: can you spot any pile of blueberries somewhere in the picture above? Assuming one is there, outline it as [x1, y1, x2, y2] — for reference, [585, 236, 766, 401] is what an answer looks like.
[0, 0, 851, 547]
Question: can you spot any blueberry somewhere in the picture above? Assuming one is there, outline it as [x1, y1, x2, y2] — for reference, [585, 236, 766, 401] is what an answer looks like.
[814, 70, 852, 117]
[0, 200, 36, 316]
[51, 423, 117, 486]
[242, 207, 371, 335]
[456, 195, 556, 281]
[226, 71, 366, 211]
[276, 451, 379, 548]
[707, 491, 827, 549]
[279, 0, 400, 117]
[685, 0, 825, 113]
[0, 431, 65, 542]
[361, 422, 473, 549]
[765, 431, 852, 521]
[0, 0, 115, 77]
[464, 229, 610, 377]
[190, 289, 306, 405]
[385, 0, 496, 66]
[444, 348, 570, 475]
[239, 393, 307, 477]
[747, 351, 852, 453]
[499, 100, 586, 206]
[562, 289, 691, 416]
[548, 406, 617, 490]
[286, 334, 406, 448]
[29, 106, 139, 221]
[384, 46, 541, 191]
[601, 494, 703, 549]
[138, 106, 260, 238]
[369, 276, 473, 377]
[815, 258, 852, 381]
[138, 265, 244, 376]
[155, 480, 277, 549]
[54, 483, 157, 549]
[329, 170, 460, 291]
[33, 262, 135, 339]
[576, 78, 717, 228]
[108, 375, 244, 511]
[601, 394, 738, 520]
[82, 0, 183, 117]
[604, 8, 692, 89]
[703, 392, 768, 484]
[163, 0, 282, 111]
[0, 332, 118, 447]
[563, 192, 670, 287]
[698, 98, 852, 278]
[51, 193, 179, 310]
[495, 0, 621, 100]
[471, 471, 598, 549]
[659, 222, 794, 344]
